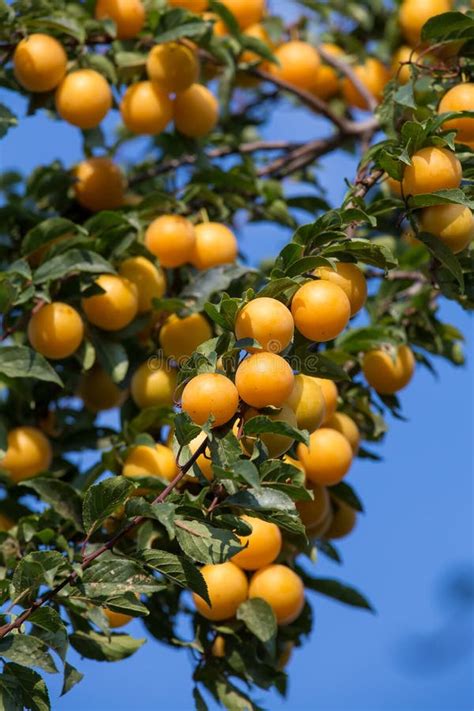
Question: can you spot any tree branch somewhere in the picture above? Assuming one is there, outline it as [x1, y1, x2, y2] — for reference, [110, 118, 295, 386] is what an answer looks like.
[318, 47, 379, 114]
[251, 66, 378, 135]
[130, 140, 302, 185]
[0, 435, 209, 639]
[257, 132, 345, 178]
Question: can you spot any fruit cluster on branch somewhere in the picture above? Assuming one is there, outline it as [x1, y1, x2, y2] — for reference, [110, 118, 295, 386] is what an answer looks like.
[0, 0, 474, 709]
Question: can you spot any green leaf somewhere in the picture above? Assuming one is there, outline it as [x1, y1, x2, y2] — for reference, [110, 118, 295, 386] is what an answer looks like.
[154, 8, 212, 43]
[232, 460, 260, 487]
[337, 326, 406, 353]
[193, 687, 209, 711]
[243, 416, 309, 445]
[0, 104, 17, 139]
[25, 15, 86, 42]
[0, 636, 58, 674]
[175, 519, 242, 565]
[226, 487, 296, 512]
[81, 558, 163, 597]
[21, 218, 84, 257]
[125, 499, 177, 540]
[322, 239, 398, 270]
[1, 663, 50, 711]
[299, 572, 374, 612]
[12, 551, 69, 601]
[91, 334, 129, 384]
[329, 482, 364, 513]
[140, 549, 210, 605]
[173, 412, 201, 447]
[82, 477, 134, 536]
[421, 11, 474, 42]
[33, 249, 115, 284]
[0, 347, 63, 386]
[19, 479, 83, 530]
[61, 663, 84, 697]
[105, 593, 149, 617]
[29, 607, 68, 663]
[212, 678, 259, 711]
[69, 631, 145, 662]
[408, 189, 474, 210]
[181, 265, 253, 312]
[236, 598, 277, 643]
[417, 231, 464, 289]
[298, 352, 351, 382]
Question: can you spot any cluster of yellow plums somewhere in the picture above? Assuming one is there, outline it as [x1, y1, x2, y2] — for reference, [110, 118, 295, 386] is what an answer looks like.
[387, 141, 474, 255]
[10, 0, 467, 150]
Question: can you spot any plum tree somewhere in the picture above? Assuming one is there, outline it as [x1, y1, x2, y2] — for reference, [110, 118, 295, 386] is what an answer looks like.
[234, 297, 294, 352]
[231, 515, 282, 570]
[235, 352, 294, 408]
[28, 302, 84, 360]
[82, 275, 138, 331]
[192, 562, 249, 620]
[1, 1, 473, 708]
[291, 280, 351, 342]
[248, 565, 305, 625]
[181, 373, 239, 426]
[13, 34, 67, 92]
[55, 69, 112, 129]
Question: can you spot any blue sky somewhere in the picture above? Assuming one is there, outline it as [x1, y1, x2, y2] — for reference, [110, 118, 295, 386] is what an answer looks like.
[1, 2, 473, 709]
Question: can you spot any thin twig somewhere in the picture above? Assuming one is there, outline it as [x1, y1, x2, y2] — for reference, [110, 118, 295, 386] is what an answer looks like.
[130, 140, 301, 185]
[251, 66, 378, 135]
[257, 133, 344, 177]
[318, 47, 378, 114]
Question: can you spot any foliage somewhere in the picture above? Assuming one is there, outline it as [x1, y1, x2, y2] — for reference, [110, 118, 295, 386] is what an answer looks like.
[0, 0, 473, 709]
